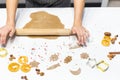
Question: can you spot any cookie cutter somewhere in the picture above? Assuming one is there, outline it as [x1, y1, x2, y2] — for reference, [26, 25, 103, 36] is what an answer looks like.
[86, 58, 97, 68]
[96, 60, 109, 72]
[0, 48, 8, 58]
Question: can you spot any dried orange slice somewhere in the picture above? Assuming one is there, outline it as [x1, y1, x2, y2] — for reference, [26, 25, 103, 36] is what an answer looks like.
[103, 36, 111, 41]
[21, 64, 31, 73]
[101, 40, 110, 46]
[8, 62, 20, 72]
[18, 56, 28, 64]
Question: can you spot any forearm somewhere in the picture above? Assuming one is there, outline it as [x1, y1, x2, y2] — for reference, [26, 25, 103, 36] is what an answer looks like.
[73, 0, 84, 26]
[6, 0, 18, 26]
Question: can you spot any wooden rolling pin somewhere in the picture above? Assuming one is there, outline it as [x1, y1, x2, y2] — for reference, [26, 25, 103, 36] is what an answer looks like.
[16, 29, 72, 36]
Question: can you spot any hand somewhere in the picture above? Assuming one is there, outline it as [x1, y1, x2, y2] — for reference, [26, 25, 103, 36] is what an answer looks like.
[0, 25, 15, 44]
[72, 25, 90, 46]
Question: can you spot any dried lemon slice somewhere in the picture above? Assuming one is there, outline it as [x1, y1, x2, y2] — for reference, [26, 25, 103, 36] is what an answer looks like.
[0, 48, 8, 58]
[18, 56, 28, 64]
[21, 64, 31, 73]
[103, 36, 111, 41]
[101, 40, 110, 46]
[8, 62, 20, 72]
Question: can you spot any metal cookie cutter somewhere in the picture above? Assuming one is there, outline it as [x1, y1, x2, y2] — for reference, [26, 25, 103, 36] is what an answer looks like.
[86, 58, 97, 68]
[0, 48, 8, 58]
[96, 60, 109, 72]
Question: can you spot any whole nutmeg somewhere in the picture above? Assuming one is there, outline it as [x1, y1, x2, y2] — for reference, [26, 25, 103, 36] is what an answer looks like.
[40, 72, 45, 76]
[104, 32, 111, 36]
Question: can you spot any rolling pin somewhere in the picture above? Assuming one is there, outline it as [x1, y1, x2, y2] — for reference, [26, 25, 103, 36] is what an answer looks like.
[16, 29, 72, 36]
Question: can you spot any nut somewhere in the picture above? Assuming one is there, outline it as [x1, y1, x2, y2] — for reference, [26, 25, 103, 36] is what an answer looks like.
[35, 69, 40, 72]
[9, 54, 16, 61]
[40, 72, 45, 76]
[104, 32, 111, 36]
[21, 76, 27, 79]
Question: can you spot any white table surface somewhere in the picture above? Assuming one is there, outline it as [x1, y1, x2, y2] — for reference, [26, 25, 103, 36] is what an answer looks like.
[0, 8, 120, 80]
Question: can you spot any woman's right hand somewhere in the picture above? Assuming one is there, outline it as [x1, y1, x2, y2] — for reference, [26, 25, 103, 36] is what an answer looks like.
[0, 24, 15, 44]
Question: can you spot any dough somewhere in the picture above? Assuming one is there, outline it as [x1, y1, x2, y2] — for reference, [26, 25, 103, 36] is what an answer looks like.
[29, 60, 40, 68]
[50, 54, 59, 61]
[64, 56, 72, 64]
[69, 68, 81, 75]
[47, 63, 60, 70]
[80, 53, 89, 59]
[23, 11, 64, 39]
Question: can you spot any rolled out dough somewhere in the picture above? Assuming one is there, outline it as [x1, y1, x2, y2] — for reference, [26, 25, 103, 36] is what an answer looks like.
[23, 11, 65, 39]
